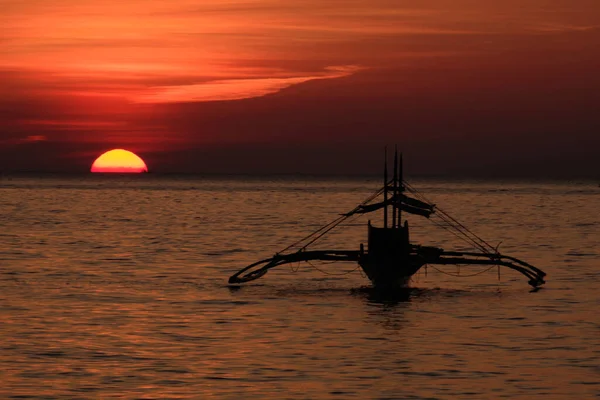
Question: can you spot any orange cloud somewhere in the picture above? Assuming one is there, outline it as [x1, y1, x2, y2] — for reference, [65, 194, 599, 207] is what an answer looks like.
[0, 135, 47, 146]
[23, 135, 47, 142]
[134, 65, 362, 103]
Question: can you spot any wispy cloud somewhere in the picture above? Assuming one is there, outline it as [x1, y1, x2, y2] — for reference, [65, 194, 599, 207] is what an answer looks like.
[17, 119, 128, 129]
[529, 23, 600, 33]
[0, 135, 47, 146]
[135, 65, 362, 103]
[23, 135, 47, 142]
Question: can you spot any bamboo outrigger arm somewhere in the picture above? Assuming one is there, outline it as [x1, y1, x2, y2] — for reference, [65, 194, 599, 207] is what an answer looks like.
[228, 247, 546, 287]
[417, 247, 547, 287]
[228, 250, 361, 284]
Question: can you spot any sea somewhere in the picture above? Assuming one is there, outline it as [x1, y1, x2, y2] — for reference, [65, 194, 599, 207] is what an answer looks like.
[1, 175, 598, 399]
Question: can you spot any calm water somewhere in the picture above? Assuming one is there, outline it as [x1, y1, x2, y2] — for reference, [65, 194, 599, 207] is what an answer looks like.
[1, 176, 598, 399]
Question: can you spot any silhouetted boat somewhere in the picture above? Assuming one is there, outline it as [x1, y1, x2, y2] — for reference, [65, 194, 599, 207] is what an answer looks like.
[229, 148, 546, 289]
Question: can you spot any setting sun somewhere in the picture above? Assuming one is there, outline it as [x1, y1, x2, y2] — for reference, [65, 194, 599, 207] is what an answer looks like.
[91, 149, 148, 173]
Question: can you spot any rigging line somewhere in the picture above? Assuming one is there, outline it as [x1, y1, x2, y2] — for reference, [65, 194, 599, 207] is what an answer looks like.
[300, 211, 364, 250]
[279, 215, 346, 253]
[431, 213, 490, 254]
[435, 205, 491, 243]
[428, 216, 485, 251]
[427, 264, 497, 278]
[434, 208, 496, 253]
[306, 260, 361, 276]
[395, 180, 488, 252]
[402, 204, 485, 253]
[293, 186, 385, 251]
[403, 182, 431, 202]
[429, 211, 486, 248]
[281, 192, 380, 252]
[404, 181, 495, 253]
[281, 214, 353, 253]
[424, 204, 495, 252]
[429, 214, 493, 255]
[290, 261, 301, 273]
[300, 218, 349, 250]
[313, 260, 344, 265]
[279, 180, 391, 254]
[294, 185, 383, 245]
[306, 216, 361, 249]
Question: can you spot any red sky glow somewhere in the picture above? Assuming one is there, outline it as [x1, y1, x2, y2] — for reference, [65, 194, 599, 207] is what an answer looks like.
[1, 0, 599, 176]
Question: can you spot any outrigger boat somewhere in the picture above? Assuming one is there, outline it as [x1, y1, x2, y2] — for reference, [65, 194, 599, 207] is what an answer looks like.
[229, 149, 546, 289]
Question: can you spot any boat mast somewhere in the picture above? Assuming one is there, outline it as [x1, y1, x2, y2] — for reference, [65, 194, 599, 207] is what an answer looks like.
[398, 152, 403, 227]
[392, 146, 398, 228]
[383, 147, 388, 228]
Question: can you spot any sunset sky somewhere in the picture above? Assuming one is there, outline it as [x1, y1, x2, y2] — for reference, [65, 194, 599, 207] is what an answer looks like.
[1, 0, 599, 176]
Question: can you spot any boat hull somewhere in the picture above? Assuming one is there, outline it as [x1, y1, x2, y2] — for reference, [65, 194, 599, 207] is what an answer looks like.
[358, 256, 425, 289]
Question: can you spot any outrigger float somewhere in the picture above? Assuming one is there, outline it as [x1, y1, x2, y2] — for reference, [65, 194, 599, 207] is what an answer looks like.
[229, 149, 546, 289]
